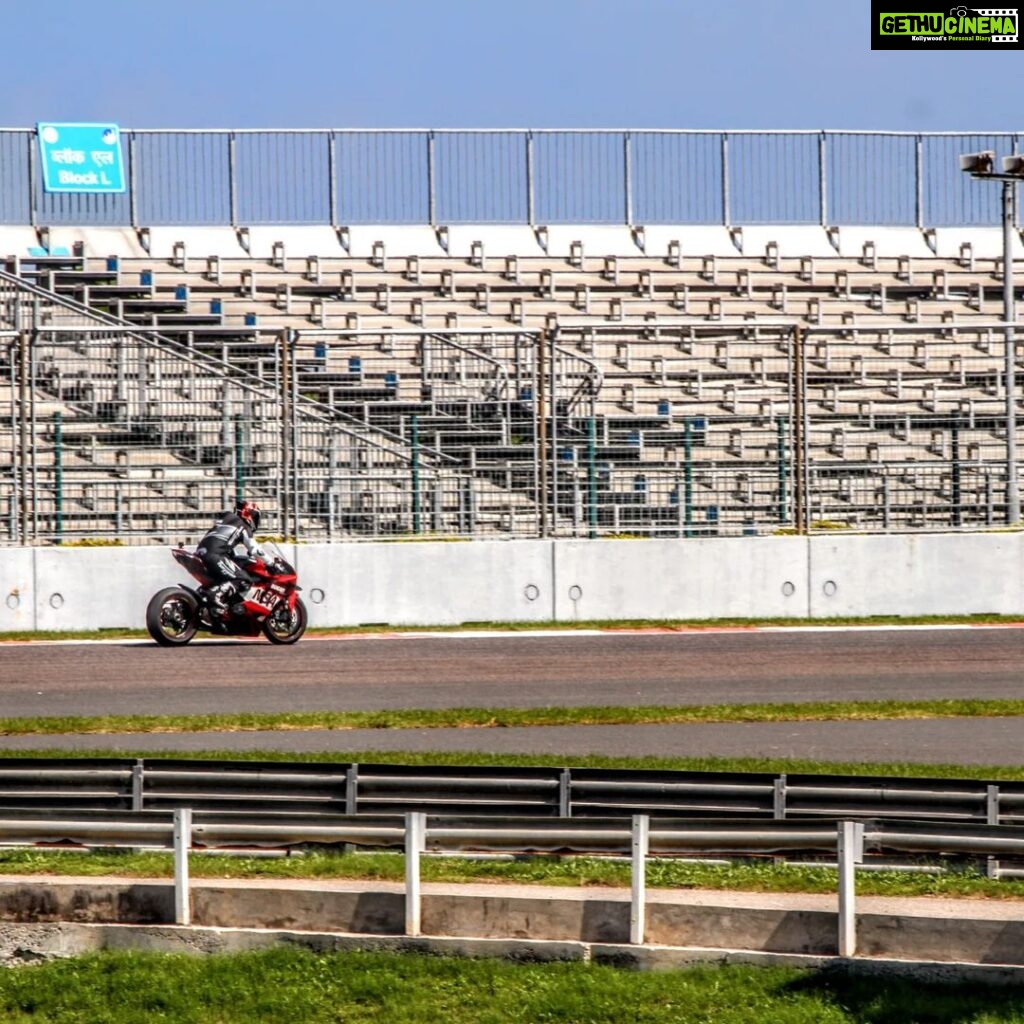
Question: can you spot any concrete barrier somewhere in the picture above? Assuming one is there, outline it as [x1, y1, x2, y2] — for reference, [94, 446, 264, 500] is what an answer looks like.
[1, 533, 1023, 632]
[808, 533, 1024, 617]
[553, 536, 808, 621]
[1, 877, 1023, 968]
[32, 546, 192, 631]
[293, 540, 554, 628]
[0, 548, 34, 632]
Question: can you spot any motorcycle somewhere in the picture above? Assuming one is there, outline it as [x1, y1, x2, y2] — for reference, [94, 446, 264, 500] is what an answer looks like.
[146, 541, 308, 646]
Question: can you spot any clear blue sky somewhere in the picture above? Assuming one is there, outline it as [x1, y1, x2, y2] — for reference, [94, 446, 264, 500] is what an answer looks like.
[2, 0, 1018, 131]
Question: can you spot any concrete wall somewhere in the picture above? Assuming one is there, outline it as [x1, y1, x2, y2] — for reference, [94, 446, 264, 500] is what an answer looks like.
[1, 533, 1023, 632]
[2, 877, 1023, 966]
[295, 541, 554, 628]
[807, 533, 1024, 617]
[553, 537, 809, 621]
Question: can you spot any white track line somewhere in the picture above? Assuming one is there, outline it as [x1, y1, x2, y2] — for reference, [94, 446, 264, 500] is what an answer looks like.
[4, 622, 1024, 646]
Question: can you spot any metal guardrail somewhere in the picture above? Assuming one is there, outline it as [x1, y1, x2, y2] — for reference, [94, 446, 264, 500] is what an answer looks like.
[5, 807, 1024, 955]
[1, 758, 1020, 827]
[1, 128, 1021, 228]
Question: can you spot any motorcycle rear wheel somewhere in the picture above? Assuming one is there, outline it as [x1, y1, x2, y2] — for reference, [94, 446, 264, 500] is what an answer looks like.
[263, 597, 308, 645]
[147, 587, 199, 646]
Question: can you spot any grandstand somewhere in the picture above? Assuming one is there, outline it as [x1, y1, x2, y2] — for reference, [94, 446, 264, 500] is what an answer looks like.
[2, 128, 1023, 543]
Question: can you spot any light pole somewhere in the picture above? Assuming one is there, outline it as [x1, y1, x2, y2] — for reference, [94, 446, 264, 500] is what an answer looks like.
[960, 151, 1024, 525]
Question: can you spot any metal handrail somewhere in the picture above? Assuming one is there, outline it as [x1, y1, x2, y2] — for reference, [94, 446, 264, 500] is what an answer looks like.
[423, 332, 512, 409]
[553, 343, 603, 416]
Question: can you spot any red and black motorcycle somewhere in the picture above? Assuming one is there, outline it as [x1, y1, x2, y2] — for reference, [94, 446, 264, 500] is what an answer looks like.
[146, 542, 308, 646]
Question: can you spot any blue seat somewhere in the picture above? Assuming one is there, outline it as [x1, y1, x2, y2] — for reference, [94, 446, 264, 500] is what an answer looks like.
[314, 342, 327, 360]
[244, 312, 258, 327]
[106, 256, 119, 273]
[174, 284, 188, 301]
[140, 270, 153, 287]
[348, 356, 362, 374]
[209, 299, 222, 315]
[384, 371, 398, 392]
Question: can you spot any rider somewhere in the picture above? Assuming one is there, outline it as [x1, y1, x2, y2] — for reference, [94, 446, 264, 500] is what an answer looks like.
[196, 500, 265, 614]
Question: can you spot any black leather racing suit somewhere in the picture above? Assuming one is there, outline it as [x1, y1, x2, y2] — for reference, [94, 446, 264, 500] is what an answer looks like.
[196, 512, 260, 602]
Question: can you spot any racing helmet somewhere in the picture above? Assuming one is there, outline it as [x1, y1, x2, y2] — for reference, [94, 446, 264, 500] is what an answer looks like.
[235, 499, 261, 532]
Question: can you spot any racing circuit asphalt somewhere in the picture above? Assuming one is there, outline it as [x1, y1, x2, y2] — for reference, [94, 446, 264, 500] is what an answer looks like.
[1, 627, 1023, 765]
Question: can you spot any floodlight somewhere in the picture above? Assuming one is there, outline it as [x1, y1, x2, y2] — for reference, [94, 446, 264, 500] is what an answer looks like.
[958, 147, 1023, 524]
[960, 151, 995, 175]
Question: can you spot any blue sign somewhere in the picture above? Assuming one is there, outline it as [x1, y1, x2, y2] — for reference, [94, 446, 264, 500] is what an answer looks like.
[37, 123, 125, 193]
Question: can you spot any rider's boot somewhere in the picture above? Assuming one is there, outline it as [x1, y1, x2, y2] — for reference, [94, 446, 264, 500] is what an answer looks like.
[230, 582, 252, 614]
[208, 582, 235, 616]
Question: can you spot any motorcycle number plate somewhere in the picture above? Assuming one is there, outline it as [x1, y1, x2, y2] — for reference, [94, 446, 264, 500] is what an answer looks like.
[250, 587, 282, 611]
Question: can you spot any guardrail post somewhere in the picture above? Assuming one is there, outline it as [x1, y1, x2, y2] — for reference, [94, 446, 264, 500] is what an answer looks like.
[131, 760, 145, 812]
[345, 764, 359, 815]
[405, 811, 426, 937]
[173, 807, 192, 926]
[837, 821, 864, 957]
[559, 769, 572, 817]
[630, 814, 649, 944]
[773, 774, 787, 819]
[987, 784, 1001, 879]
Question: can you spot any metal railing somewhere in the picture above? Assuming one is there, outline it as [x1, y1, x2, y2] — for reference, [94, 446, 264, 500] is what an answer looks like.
[6, 806, 1024, 955]
[2, 758, 1021, 828]
[1, 128, 1021, 228]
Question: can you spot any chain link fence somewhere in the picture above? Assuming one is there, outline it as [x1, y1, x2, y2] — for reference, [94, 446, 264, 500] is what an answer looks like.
[1, 265, 1022, 544]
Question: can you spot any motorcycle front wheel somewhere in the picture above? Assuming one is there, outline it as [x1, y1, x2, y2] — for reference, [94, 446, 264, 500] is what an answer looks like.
[263, 597, 308, 645]
[146, 587, 199, 646]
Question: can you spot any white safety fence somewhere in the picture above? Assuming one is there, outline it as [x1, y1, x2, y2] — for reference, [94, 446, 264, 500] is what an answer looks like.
[6, 809, 1024, 957]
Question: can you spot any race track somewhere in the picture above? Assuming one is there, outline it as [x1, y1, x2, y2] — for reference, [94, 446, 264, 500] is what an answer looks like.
[1, 627, 1023, 765]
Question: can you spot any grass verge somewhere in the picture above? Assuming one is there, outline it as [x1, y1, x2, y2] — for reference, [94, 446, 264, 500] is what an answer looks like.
[0, 949, 1022, 1022]
[1, 611, 1023, 643]
[4, 847, 1024, 902]
[3, 747, 1024, 781]
[1, 698, 1023, 737]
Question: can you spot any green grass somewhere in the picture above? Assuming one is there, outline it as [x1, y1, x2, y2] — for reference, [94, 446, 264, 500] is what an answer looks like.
[0, 948, 1021, 1023]
[3, 697, 1024, 737]
[1, 611, 1022, 643]
[4, 846, 1023, 901]
[3, 746, 1024, 782]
